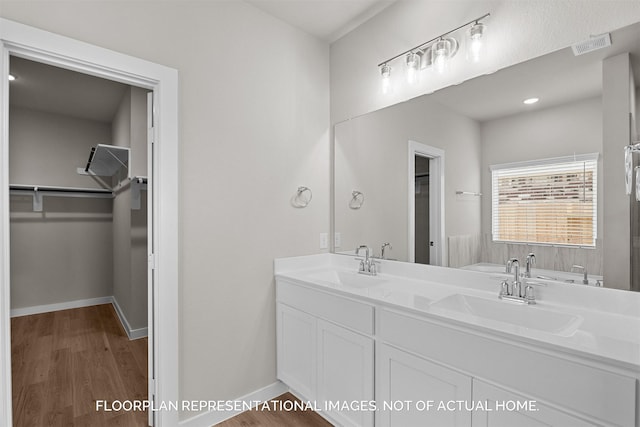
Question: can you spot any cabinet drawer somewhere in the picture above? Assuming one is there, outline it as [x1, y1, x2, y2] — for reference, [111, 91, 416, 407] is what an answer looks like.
[277, 279, 374, 335]
[379, 308, 637, 427]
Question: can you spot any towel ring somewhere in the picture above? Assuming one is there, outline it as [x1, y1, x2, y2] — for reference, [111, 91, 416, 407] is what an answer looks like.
[293, 186, 312, 208]
[349, 190, 364, 210]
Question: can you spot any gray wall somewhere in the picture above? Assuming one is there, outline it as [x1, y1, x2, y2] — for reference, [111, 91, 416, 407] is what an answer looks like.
[9, 107, 113, 309]
[477, 96, 604, 274]
[112, 86, 148, 331]
[334, 95, 482, 263]
[2, 0, 639, 417]
[603, 53, 633, 291]
[0, 3, 331, 414]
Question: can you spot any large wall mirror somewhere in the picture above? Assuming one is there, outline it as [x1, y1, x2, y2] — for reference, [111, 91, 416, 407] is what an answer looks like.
[334, 21, 640, 292]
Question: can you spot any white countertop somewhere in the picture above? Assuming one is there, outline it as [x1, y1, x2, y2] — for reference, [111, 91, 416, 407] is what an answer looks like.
[275, 254, 640, 372]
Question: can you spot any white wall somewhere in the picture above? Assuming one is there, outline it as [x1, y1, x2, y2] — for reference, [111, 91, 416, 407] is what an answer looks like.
[0, 1, 330, 416]
[334, 94, 481, 262]
[330, 0, 640, 124]
[9, 107, 113, 309]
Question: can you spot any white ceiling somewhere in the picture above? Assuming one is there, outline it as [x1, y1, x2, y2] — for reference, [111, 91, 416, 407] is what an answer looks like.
[9, 57, 129, 123]
[428, 21, 640, 122]
[245, 0, 396, 42]
[7, 15, 640, 126]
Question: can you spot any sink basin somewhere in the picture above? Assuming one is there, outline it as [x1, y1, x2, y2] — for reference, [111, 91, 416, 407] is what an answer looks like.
[430, 294, 582, 336]
[306, 270, 388, 288]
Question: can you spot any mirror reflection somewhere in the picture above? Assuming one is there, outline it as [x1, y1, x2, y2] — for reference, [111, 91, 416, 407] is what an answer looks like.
[334, 21, 640, 292]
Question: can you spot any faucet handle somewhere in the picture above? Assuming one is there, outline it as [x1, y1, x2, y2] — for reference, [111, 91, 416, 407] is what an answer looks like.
[500, 280, 510, 296]
[524, 285, 536, 304]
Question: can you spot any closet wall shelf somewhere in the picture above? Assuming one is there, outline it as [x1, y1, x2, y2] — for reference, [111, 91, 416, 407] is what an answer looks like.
[77, 144, 130, 178]
[9, 184, 113, 212]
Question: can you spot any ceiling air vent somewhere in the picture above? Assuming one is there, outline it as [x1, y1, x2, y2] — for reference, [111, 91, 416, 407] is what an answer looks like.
[571, 33, 611, 56]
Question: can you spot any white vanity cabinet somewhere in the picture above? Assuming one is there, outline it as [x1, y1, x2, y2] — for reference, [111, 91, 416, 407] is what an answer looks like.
[276, 303, 317, 401]
[377, 343, 472, 427]
[316, 319, 374, 427]
[471, 380, 601, 427]
[276, 279, 375, 427]
[378, 308, 637, 427]
[274, 256, 639, 427]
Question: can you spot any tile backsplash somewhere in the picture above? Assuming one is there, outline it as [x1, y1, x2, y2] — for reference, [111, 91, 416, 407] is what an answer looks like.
[448, 233, 603, 276]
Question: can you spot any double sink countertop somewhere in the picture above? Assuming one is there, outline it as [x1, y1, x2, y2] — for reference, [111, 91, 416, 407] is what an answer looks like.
[275, 254, 640, 371]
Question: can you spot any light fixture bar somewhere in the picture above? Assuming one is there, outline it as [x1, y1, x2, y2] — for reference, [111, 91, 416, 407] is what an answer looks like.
[377, 13, 490, 67]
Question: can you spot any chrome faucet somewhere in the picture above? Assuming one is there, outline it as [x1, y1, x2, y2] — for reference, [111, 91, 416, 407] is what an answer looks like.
[381, 242, 392, 259]
[506, 258, 522, 298]
[355, 245, 378, 275]
[571, 265, 589, 285]
[525, 253, 536, 278]
[500, 258, 535, 304]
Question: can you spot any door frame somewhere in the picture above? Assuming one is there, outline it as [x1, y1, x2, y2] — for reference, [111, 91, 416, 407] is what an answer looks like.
[0, 18, 179, 426]
[408, 140, 445, 266]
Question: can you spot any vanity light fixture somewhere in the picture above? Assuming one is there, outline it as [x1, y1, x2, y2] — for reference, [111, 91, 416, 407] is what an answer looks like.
[8, 74, 15, 81]
[468, 21, 487, 62]
[405, 52, 421, 84]
[380, 64, 392, 94]
[523, 97, 539, 105]
[431, 37, 458, 74]
[378, 13, 490, 92]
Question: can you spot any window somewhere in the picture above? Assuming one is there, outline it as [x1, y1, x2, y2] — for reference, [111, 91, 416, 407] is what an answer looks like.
[491, 154, 598, 247]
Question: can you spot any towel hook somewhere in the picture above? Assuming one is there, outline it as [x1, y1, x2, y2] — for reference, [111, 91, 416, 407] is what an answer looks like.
[292, 186, 312, 208]
[349, 190, 364, 209]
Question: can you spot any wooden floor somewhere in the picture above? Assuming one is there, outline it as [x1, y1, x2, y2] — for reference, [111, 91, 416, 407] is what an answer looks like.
[11, 304, 148, 427]
[216, 393, 333, 427]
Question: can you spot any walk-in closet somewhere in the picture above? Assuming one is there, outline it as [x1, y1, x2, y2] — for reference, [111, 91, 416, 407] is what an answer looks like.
[8, 56, 151, 426]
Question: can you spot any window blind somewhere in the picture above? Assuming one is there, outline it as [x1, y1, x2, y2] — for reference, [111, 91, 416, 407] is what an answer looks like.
[491, 154, 598, 247]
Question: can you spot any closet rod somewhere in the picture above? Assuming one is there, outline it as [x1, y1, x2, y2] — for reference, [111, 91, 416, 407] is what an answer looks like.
[10, 184, 113, 194]
[9, 184, 113, 212]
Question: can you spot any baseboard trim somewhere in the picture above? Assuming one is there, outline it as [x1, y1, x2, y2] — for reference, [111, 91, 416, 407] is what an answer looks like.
[178, 381, 289, 427]
[10, 296, 148, 340]
[10, 296, 113, 318]
[111, 297, 148, 340]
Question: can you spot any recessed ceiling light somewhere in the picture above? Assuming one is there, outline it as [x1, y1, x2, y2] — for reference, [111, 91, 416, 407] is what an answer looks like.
[523, 97, 539, 105]
[8, 74, 16, 81]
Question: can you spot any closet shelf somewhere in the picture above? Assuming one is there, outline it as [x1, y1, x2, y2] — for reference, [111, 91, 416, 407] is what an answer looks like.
[77, 144, 130, 177]
[9, 184, 114, 212]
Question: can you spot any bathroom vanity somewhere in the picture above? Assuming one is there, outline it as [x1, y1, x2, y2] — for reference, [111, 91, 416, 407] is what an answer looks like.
[274, 254, 640, 427]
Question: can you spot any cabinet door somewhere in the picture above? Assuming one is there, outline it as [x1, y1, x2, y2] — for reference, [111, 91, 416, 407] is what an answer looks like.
[276, 303, 316, 400]
[377, 344, 472, 427]
[317, 319, 374, 427]
[472, 380, 601, 427]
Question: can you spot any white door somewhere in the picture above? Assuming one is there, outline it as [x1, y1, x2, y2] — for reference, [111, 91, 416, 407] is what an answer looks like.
[377, 344, 471, 427]
[316, 319, 374, 427]
[146, 91, 155, 427]
[472, 380, 600, 427]
[276, 303, 317, 400]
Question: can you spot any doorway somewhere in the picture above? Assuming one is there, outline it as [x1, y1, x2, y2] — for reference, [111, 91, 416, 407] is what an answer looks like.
[408, 141, 445, 266]
[0, 18, 179, 426]
[8, 55, 151, 425]
[414, 155, 430, 264]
